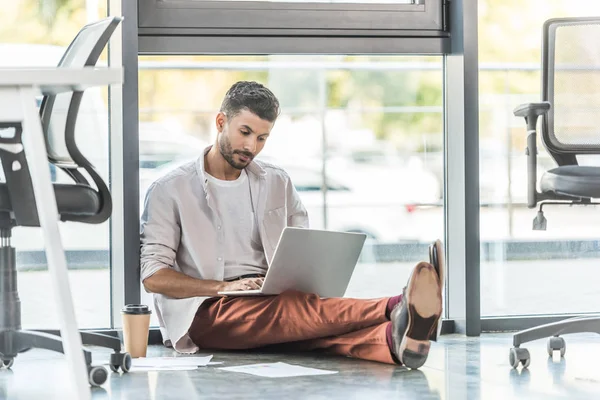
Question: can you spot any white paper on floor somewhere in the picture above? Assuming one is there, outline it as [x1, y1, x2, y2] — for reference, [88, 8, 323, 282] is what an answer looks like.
[130, 355, 213, 371]
[218, 362, 338, 378]
[131, 365, 200, 372]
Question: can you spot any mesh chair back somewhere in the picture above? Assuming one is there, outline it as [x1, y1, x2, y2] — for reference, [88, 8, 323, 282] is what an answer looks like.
[544, 18, 600, 152]
[40, 17, 121, 166]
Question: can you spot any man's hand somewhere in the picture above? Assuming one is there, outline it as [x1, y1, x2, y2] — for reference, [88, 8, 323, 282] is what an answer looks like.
[220, 277, 264, 293]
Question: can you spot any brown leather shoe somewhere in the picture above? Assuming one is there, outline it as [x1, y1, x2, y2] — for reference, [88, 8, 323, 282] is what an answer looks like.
[428, 239, 445, 341]
[390, 262, 442, 369]
[429, 239, 445, 290]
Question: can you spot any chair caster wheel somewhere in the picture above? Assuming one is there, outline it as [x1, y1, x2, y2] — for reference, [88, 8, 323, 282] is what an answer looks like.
[547, 336, 566, 357]
[509, 348, 530, 369]
[88, 365, 108, 387]
[110, 352, 132, 373]
[1, 358, 14, 369]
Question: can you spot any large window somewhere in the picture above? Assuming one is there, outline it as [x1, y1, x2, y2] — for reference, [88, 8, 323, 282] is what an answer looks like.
[479, 0, 600, 317]
[0, 1, 111, 329]
[137, 55, 445, 325]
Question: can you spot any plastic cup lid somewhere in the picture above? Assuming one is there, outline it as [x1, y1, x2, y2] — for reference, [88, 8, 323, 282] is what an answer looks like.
[121, 304, 152, 315]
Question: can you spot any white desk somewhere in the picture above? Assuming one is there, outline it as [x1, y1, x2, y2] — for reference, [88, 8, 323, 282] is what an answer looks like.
[0, 67, 123, 400]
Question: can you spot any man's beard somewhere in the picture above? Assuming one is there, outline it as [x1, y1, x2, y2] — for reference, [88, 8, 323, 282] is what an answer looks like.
[218, 134, 253, 170]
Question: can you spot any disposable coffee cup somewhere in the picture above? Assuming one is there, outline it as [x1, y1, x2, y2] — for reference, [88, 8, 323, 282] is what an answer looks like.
[121, 304, 152, 358]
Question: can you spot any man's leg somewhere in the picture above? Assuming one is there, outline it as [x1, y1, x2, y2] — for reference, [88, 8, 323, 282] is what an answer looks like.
[189, 258, 442, 366]
[188, 291, 390, 351]
[272, 260, 442, 366]
[275, 322, 395, 364]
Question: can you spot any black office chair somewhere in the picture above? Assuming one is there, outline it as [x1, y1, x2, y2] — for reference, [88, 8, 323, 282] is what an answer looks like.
[0, 17, 131, 386]
[510, 17, 600, 369]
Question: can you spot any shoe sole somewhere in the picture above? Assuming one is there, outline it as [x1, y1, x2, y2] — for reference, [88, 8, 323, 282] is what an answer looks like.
[399, 262, 442, 369]
[428, 240, 445, 341]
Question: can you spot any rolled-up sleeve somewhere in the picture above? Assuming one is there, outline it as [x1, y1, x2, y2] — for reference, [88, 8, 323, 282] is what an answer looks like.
[285, 174, 309, 228]
[140, 181, 181, 284]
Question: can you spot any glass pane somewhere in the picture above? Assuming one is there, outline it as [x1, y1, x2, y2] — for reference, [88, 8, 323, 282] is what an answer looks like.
[479, 0, 600, 317]
[138, 54, 444, 326]
[0, 2, 111, 329]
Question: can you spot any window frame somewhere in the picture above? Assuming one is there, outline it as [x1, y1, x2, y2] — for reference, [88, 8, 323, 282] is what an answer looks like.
[138, 0, 448, 34]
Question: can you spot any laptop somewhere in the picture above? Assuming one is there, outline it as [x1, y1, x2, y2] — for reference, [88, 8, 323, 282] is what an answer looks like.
[217, 227, 367, 297]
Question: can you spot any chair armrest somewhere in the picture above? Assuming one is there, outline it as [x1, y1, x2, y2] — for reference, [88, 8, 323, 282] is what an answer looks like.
[513, 102, 551, 118]
[513, 102, 551, 209]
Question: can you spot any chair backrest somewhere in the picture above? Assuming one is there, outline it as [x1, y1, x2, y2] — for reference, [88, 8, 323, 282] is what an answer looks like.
[542, 17, 600, 160]
[40, 16, 121, 167]
[39, 16, 121, 224]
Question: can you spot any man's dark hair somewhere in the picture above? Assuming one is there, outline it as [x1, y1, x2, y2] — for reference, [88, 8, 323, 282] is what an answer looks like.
[220, 81, 280, 122]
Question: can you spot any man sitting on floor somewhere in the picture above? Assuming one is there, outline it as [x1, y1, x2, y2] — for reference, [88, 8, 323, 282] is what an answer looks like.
[140, 81, 445, 369]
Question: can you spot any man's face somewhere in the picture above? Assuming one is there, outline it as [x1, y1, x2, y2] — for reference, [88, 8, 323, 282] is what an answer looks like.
[217, 109, 274, 170]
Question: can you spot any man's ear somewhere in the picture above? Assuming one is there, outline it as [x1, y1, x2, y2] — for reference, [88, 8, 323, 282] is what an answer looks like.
[216, 112, 227, 133]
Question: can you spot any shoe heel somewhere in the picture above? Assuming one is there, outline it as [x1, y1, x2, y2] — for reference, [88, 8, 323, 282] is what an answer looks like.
[400, 337, 431, 369]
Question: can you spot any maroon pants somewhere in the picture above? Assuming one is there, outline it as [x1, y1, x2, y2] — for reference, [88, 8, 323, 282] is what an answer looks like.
[188, 290, 395, 364]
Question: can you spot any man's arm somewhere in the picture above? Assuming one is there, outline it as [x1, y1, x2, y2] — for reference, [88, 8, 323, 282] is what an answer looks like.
[143, 269, 263, 298]
[143, 269, 222, 298]
[140, 181, 181, 291]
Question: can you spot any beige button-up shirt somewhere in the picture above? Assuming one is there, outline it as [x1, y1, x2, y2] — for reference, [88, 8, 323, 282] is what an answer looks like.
[140, 146, 309, 353]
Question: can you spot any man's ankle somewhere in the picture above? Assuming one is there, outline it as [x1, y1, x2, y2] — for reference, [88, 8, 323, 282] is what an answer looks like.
[386, 294, 403, 319]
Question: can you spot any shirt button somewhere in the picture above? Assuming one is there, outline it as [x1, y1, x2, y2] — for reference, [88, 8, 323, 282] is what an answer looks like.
[217, 257, 222, 261]
[217, 225, 222, 230]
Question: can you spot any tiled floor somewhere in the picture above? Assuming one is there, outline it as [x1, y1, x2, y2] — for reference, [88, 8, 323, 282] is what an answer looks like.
[1, 332, 600, 399]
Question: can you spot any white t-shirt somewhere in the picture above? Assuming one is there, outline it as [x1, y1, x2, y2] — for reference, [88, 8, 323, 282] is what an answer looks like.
[205, 169, 268, 280]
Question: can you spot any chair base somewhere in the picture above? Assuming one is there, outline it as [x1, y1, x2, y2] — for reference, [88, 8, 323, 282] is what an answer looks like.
[0, 328, 132, 386]
[0, 225, 131, 386]
[509, 316, 600, 369]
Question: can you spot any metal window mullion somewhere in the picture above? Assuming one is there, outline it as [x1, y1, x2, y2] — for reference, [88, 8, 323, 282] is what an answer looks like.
[444, 0, 480, 336]
[108, 0, 124, 328]
[109, 0, 141, 329]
